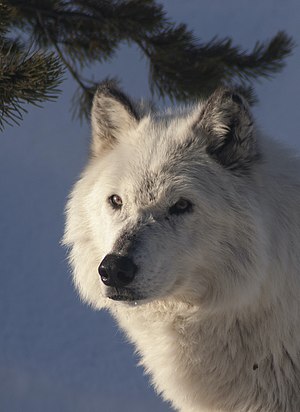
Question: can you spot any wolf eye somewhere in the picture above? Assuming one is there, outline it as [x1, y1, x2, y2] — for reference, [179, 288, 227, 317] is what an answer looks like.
[108, 194, 123, 209]
[169, 198, 192, 215]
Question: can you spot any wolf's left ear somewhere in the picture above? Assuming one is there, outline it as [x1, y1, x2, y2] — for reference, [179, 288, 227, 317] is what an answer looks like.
[91, 81, 139, 156]
[195, 88, 259, 171]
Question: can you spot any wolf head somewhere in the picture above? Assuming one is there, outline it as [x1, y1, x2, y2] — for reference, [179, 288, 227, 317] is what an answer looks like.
[64, 82, 267, 312]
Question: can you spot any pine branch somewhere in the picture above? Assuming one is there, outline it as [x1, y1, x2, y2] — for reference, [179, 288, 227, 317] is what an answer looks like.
[141, 28, 294, 101]
[222, 31, 295, 80]
[0, 41, 64, 131]
[2, 0, 295, 123]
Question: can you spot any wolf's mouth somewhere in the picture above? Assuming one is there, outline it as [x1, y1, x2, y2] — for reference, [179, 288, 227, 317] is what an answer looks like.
[106, 287, 144, 302]
[109, 294, 139, 301]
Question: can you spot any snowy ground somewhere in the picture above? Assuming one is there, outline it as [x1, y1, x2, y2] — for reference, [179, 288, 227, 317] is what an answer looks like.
[0, 1, 299, 411]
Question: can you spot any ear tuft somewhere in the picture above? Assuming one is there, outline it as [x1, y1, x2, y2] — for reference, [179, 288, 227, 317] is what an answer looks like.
[91, 81, 139, 156]
[196, 88, 260, 171]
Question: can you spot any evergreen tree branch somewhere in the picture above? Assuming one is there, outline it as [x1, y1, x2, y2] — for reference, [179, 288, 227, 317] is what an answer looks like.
[2, 0, 295, 124]
[0, 2, 64, 131]
[35, 8, 97, 122]
[0, 43, 64, 131]
[35, 9, 86, 91]
[139, 27, 294, 101]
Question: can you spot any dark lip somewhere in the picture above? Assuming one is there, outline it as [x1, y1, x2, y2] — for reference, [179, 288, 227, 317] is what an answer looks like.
[108, 294, 142, 302]
[108, 294, 145, 302]
[106, 288, 144, 302]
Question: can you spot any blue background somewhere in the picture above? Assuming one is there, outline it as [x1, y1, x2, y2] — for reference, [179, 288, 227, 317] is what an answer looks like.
[1, 1, 300, 411]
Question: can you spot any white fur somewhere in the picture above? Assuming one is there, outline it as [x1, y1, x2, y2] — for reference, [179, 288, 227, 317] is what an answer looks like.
[64, 87, 300, 411]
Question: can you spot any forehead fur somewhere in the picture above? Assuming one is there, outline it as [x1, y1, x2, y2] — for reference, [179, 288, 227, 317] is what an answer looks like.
[104, 106, 206, 173]
[91, 85, 258, 174]
[129, 105, 208, 167]
[88, 85, 259, 212]
[91, 106, 219, 208]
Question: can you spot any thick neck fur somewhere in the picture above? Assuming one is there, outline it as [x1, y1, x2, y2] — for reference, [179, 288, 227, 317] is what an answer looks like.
[112, 144, 300, 412]
[114, 274, 300, 412]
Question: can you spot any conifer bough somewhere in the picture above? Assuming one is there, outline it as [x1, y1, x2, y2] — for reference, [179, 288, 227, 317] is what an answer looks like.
[1, 0, 294, 130]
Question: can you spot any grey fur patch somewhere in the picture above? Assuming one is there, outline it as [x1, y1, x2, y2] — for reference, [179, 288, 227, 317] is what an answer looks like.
[195, 88, 261, 172]
[113, 225, 140, 256]
[141, 173, 158, 203]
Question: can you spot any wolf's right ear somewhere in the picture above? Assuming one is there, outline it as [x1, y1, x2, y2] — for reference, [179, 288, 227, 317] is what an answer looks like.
[91, 82, 139, 156]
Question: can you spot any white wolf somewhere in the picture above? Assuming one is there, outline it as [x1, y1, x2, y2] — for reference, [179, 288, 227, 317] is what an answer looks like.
[64, 82, 300, 412]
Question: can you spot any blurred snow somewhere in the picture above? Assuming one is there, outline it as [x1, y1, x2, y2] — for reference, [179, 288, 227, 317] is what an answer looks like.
[0, 1, 299, 411]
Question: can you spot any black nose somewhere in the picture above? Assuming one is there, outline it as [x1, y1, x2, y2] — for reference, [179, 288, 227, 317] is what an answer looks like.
[98, 254, 138, 287]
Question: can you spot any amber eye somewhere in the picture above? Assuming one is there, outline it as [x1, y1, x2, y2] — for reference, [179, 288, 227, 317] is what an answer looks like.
[169, 198, 192, 215]
[108, 194, 123, 209]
